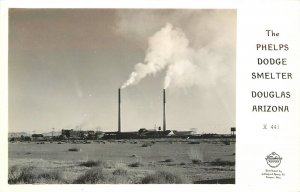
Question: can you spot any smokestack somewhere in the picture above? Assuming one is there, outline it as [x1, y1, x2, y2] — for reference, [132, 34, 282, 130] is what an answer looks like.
[163, 89, 166, 131]
[118, 88, 121, 133]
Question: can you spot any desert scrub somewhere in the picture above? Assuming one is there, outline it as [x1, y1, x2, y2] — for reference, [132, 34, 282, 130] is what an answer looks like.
[36, 170, 65, 184]
[79, 160, 114, 168]
[112, 168, 128, 176]
[221, 140, 230, 145]
[128, 161, 143, 167]
[8, 166, 35, 184]
[74, 168, 105, 184]
[188, 147, 204, 164]
[141, 143, 152, 147]
[8, 165, 65, 184]
[188, 141, 200, 144]
[140, 170, 189, 184]
[68, 147, 81, 152]
[210, 158, 235, 166]
[109, 168, 137, 184]
[164, 158, 174, 163]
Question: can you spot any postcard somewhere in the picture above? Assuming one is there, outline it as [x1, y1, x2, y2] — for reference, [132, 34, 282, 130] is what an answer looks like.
[0, 0, 299, 192]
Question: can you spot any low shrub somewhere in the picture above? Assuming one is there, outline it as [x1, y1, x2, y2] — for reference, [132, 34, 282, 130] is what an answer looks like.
[79, 160, 108, 168]
[74, 168, 105, 184]
[210, 159, 235, 166]
[141, 143, 152, 147]
[128, 162, 142, 167]
[112, 168, 128, 176]
[140, 170, 188, 184]
[164, 159, 174, 163]
[8, 166, 35, 184]
[222, 140, 230, 145]
[8, 165, 65, 184]
[191, 159, 202, 164]
[188, 141, 200, 144]
[68, 147, 81, 152]
[37, 170, 63, 182]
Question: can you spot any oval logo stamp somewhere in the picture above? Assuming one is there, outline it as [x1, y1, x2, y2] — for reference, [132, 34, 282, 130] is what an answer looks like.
[265, 152, 282, 168]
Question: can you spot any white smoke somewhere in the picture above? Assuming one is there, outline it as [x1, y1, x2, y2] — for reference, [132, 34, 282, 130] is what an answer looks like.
[116, 10, 236, 132]
[121, 23, 224, 89]
[122, 23, 188, 88]
[116, 10, 236, 91]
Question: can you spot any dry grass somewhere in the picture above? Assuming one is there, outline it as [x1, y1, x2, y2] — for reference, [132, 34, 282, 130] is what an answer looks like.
[9, 164, 190, 184]
[8, 165, 65, 184]
[9, 140, 235, 184]
[8, 166, 34, 184]
[109, 167, 140, 184]
[75, 166, 135, 184]
[140, 170, 189, 184]
[74, 168, 105, 184]
[188, 147, 204, 164]
[112, 168, 128, 176]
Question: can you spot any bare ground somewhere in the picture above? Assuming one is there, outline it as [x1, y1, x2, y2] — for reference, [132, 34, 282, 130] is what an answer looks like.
[8, 138, 235, 184]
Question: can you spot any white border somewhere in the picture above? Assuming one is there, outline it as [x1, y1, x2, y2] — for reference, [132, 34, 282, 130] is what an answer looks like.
[0, 2, 237, 192]
[1, 0, 300, 192]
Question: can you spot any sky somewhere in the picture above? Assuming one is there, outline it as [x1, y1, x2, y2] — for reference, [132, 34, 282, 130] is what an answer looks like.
[9, 9, 236, 134]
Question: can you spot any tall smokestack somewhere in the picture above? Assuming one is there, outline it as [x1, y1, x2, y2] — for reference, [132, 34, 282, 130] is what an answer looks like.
[118, 88, 121, 133]
[163, 89, 166, 131]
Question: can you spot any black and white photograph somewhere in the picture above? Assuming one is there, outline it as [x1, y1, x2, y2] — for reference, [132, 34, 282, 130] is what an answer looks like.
[8, 9, 236, 184]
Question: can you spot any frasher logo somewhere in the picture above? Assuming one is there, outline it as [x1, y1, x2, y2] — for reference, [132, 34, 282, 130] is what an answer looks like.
[265, 152, 282, 168]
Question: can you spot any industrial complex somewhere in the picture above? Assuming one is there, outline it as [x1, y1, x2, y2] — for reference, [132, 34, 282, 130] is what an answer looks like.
[9, 88, 235, 142]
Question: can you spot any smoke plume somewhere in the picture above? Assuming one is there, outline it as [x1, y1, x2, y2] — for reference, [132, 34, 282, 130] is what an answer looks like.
[118, 10, 236, 90]
[122, 23, 189, 89]
[121, 23, 221, 89]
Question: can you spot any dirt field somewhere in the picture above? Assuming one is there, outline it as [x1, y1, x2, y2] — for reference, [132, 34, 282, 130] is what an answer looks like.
[8, 138, 235, 184]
